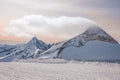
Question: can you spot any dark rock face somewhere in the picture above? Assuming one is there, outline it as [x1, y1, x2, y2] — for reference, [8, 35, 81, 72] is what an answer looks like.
[81, 26, 118, 44]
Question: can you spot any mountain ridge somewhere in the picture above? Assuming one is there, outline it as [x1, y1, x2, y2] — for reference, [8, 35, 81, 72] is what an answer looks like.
[0, 26, 120, 61]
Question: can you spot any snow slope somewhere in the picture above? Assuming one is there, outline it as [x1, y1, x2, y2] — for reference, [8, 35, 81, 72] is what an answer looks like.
[59, 40, 120, 60]
[38, 41, 66, 59]
[0, 62, 120, 80]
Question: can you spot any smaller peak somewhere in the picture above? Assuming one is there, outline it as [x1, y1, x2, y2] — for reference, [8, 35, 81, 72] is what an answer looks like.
[31, 37, 38, 40]
[27, 37, 49, 50]
[28, 37, 39, 44]
[28, 37, 48, 46]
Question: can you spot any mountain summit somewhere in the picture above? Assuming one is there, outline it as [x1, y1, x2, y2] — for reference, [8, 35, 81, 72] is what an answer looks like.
[62, 26, 118, 48]
[39, 26, 120, 61]
[82, 26, 118, 43]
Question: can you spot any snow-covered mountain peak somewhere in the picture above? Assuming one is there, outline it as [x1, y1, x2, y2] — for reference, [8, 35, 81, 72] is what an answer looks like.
[62, 26, 118, 49]
[0, 37, 51, 61]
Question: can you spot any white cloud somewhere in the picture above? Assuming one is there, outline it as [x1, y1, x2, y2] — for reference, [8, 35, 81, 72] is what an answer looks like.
[4, 15, 97, 39]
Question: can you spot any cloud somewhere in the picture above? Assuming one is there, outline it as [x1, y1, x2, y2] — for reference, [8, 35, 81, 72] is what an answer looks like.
[4, 15, 97, 39]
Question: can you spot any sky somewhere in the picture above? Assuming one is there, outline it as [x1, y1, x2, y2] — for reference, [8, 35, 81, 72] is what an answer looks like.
[0, 0, 120, 43]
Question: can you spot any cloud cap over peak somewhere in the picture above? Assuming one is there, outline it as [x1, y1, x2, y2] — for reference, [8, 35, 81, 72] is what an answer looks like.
[4, 15, 98, 42]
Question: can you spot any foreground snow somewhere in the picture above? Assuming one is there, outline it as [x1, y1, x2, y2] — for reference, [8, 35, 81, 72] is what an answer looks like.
[0, 61, 120, 80]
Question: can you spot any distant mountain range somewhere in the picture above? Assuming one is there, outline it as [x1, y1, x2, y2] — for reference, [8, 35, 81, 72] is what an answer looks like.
[0, 26, 120, 62]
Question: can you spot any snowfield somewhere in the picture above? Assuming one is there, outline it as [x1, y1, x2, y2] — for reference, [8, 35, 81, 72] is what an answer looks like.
[0, 60, 120, 80]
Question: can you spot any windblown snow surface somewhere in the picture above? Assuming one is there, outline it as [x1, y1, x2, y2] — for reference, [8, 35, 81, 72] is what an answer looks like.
[59, 40, 120, 60]
[0, 60, 120, 80]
